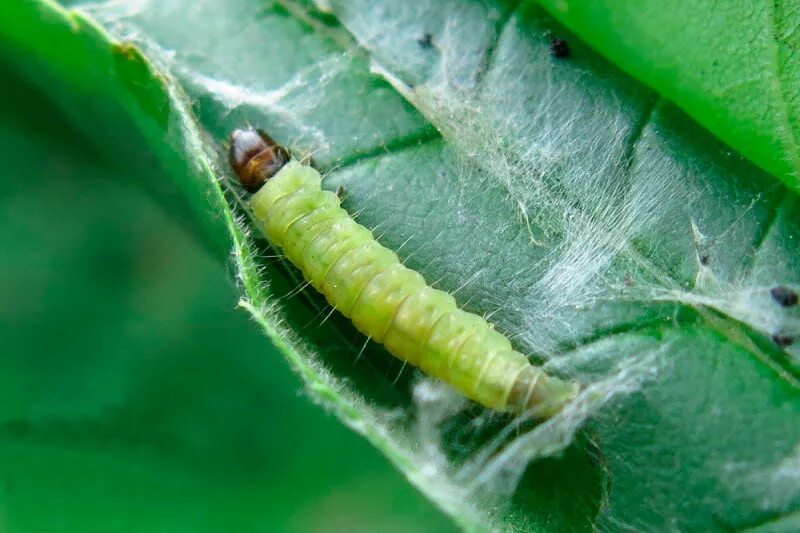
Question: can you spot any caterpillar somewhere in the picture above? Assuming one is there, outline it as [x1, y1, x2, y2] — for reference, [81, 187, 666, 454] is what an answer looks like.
[229, 128, 580, 417]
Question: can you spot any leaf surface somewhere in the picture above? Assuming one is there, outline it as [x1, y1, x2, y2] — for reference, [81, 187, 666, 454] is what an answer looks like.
[536, 0, 800, 192]
[1, 0, 798, 530]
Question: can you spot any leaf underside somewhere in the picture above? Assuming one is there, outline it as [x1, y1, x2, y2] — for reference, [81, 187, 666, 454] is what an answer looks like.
[1, 0, 798, 531]
[537, 0, 800, 194]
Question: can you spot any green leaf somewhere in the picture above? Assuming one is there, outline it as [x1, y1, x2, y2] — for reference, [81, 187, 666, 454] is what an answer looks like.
[0, 53, 451, 532]
[1, 0, 799, 530]
[535, 0, 800, 193]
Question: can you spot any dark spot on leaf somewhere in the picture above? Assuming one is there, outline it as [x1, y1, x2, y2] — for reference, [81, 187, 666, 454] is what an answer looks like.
[699, 254, 710, 266]
[770, 286, 798, 307]
[417, 33, 433, 49]
[550, 37, 570, 59]
[772, 333, 794, 348]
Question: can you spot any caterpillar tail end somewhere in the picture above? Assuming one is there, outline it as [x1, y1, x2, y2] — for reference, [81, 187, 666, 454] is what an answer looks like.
[511, 370, 581, 418]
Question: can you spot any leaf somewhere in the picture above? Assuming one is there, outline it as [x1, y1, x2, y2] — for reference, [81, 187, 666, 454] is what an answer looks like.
[535, 0, 800, 193]
[0, 56, 451, 532]
[2, 0, 799, 530]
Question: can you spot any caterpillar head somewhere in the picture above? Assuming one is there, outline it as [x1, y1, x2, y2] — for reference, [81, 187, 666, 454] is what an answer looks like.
[229, 128, 290, 192]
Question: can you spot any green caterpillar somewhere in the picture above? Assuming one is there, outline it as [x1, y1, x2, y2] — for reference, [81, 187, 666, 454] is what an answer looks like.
[229, 128, 579, 417]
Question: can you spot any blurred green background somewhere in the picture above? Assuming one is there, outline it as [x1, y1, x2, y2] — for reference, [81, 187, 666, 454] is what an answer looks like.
[0, 65, 452, 531]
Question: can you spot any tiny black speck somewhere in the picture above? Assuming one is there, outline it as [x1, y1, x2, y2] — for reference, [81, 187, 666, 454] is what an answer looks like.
[770, 286, 798, 307]
[699, 254, 710, 266]
[772, 333, 795, 348]
[417, 33, 433, 49]
[550, 37, 570, 58]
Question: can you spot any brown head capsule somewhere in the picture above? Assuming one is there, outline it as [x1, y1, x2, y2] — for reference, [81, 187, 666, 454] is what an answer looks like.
[229, 128, 290, 192]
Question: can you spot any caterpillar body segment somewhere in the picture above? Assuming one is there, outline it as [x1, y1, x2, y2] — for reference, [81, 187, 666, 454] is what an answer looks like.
[229, 128, 579, 417]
